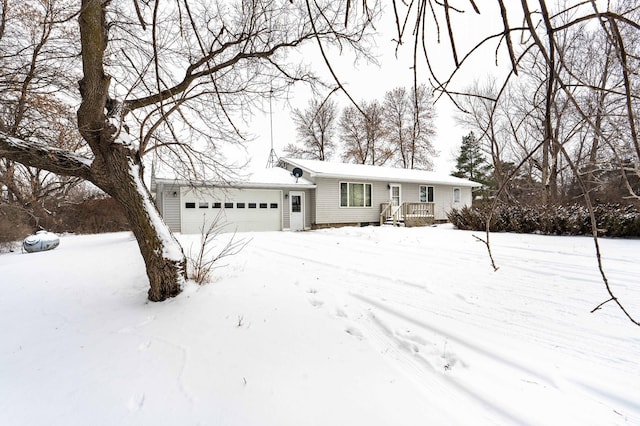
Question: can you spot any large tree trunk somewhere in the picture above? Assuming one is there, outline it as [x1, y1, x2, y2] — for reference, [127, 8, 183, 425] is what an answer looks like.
[100, 146, 187, 301]
[77, 0, 186, 301]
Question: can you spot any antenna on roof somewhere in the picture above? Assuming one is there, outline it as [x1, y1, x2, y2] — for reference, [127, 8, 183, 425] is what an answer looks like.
[266, 87, 279, 168]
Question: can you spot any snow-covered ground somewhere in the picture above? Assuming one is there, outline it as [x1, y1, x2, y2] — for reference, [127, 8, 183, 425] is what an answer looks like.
[1, 225, 639, 425]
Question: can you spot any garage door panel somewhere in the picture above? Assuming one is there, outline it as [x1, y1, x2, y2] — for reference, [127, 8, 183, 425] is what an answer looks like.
[181, 188, 282, 233]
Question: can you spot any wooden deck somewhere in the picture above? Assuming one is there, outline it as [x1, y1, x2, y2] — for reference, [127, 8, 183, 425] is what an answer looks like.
[380, 202, 435, 227]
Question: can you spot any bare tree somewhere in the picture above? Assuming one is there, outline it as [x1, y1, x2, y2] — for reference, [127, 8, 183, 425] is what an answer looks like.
[405, 84, 437, 170]
[383, 85, 436, 169]
[284, 98, 337, 161]
[0, 0, 84, 227]
[340, 99, 392, 165]
[388, 0, 640, 323]
[383, 87, 411, 167]
[0, 0, 378, 301]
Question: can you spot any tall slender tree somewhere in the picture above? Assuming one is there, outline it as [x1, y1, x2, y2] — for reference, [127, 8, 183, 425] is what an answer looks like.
[382, 85, 437, 169]
[340, 100, 392, 165]
[284, 98, 337, 161]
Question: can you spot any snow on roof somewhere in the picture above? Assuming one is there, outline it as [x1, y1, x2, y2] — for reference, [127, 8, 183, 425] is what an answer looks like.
[152, 166, 315, 189]
[244, 166, 315, 188]
[282, 158, 481, 187]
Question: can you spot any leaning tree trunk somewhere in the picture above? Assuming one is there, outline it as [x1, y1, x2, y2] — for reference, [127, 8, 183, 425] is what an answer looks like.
[77, 0, 186, 301]
[100, 145, 187, 301]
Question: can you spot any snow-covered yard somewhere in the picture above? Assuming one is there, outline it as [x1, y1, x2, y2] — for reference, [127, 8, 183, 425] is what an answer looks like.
[1, 225, 638, 425]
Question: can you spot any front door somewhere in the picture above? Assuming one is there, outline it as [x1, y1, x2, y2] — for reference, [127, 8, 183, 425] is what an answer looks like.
[389, 184, 401, 207]
[290, 191, 304, 231]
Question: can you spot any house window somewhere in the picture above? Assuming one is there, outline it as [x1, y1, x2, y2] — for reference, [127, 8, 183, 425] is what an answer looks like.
[237, 203, 245, 208]
[212, 202, 221, 208]
[185, 202, 196, 209]
[419, 185, 434, 203]
[199, 202, 209, 208]
[224, 202, 234, 208]
[291, 195, 301, 213]
[453, 188, 461, 203]
[340, 182, 372, 207]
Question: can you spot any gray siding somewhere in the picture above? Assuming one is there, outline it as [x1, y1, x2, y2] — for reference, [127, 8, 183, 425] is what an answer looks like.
[314, 179, 473, 224]
[314, 178, 387, 224]
[398, 183, 471, 220]
[282, 189, 313, 229]
[279, 162, 473, 224]
[162, 188, 182, 232]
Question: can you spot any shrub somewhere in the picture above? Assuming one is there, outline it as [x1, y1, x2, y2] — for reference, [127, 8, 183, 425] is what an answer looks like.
[448, 202, 640, 237]
[0, 205, 32, 250]
[53, 197, 129, 234]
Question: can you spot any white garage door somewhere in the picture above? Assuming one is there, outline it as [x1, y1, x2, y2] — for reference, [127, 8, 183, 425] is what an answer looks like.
[181, 187, 282, 233]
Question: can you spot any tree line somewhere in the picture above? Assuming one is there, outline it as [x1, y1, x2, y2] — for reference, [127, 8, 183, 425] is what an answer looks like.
[283, 85, 438, 170]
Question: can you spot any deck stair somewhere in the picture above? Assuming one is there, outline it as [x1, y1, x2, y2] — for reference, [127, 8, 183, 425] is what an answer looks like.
[380, 202, 435, 227]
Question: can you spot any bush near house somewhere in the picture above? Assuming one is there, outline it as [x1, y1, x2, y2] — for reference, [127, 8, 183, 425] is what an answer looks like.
[448, 203, 640, 237]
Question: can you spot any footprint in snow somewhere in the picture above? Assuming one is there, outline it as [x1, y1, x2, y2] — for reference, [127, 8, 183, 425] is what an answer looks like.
[308, 298, 324, 308]
[127, 392, 146, 411]
[335, 307, 348, 318]
[138, 340, 152, 351]
[345, 325, 364, 339]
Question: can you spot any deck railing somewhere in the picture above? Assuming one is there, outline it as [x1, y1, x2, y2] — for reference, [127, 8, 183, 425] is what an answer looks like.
[380, 202, 435, 226]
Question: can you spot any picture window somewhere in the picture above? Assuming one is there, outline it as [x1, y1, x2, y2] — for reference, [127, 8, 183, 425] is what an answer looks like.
[340, 182, 372, 207]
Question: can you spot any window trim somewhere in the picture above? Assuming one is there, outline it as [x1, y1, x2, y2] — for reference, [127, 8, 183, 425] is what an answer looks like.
[419, 185, 434, 203]
[453, 187, 461, 203]
[339, 181, 372, 208]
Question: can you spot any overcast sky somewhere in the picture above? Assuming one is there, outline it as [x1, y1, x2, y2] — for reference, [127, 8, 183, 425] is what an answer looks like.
[232, 2, 510, 175]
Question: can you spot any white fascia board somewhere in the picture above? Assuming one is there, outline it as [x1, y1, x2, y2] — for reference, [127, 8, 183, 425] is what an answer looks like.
[281, 159, 480, 187]
[151, 178, 315, 190]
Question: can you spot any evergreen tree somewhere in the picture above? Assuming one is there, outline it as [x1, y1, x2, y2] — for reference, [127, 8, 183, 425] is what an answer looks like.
[452, 132, 492, 192]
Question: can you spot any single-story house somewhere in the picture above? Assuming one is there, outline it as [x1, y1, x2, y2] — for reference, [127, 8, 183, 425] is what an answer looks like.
[151, 158, 480, 233]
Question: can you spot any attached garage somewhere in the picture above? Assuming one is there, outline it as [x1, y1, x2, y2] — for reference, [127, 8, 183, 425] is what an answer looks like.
[151, 167, 316, 233]
[181, 187, 283, 233]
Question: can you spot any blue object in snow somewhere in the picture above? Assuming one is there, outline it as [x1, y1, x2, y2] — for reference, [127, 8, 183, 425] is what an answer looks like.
[23, 230, 60, 253]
